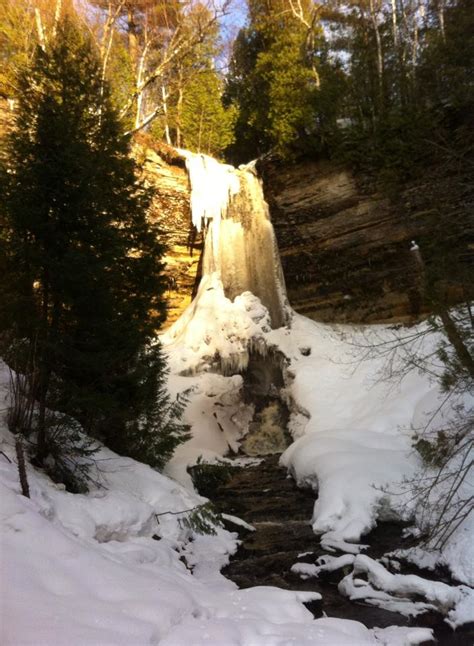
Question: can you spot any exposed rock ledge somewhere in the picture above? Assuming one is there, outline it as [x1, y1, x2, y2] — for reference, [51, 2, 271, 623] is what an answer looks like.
[1, 99, 469, 326]
[259, 158, 471, 324]
[135, 136, 202, 329]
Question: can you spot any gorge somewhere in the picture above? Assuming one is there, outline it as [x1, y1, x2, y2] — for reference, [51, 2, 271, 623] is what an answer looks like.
[138, 134, 472, 332]
[1, 136, 472, 646]
[159, 150, 473, 643]
[1, 1, 472, 641]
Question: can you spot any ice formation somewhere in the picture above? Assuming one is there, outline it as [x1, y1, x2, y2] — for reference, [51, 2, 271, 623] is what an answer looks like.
[180, 150, 240, 232]
[179, 151, 288, 330]
[163, 151, 474, 607]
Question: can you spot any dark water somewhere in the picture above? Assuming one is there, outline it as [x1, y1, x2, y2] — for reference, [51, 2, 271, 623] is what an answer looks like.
[205, 455, 473, 646]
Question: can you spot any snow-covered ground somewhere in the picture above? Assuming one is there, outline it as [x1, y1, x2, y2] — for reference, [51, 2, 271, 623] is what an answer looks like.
[0, 361, 432, 645]
[163, 278, 472, 586]
[161, 150, 472, 633]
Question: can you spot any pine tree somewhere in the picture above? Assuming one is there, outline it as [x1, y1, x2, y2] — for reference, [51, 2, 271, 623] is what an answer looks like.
[178, 66, 236, 157]
[148, 3, 235, 157]
[225, 0, 320, 162]
[0, 18, 186, 476]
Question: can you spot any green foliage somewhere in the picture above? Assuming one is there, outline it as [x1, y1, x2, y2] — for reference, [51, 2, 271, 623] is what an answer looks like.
[257, 29, 315, 155]
[225, 0, 321, 162]
[0, 0, 34, 97]
[226, 0, 473, 181]
[178, 68, 236, 157]
[117, 360, 191, 470]
[180, 501, 222, 536]
[0, 19, 185, 475]
[333, 0, 473, 184]
[41, 412, 99, 494]
[147, 3, 234, 157]
[188, 458, 236, 498]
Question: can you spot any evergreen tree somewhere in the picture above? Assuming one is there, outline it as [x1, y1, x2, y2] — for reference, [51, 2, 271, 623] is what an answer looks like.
[149, 3, 235, 157]
[178, 65, 236, 156]
[225, 0, 321, 162]
[0, 18, 186, 475]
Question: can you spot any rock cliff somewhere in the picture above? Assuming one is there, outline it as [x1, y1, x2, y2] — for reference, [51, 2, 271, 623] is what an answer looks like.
[141, 146, 471, 327]
[259, 158, 472, 324]
[136, 137, 201, 329]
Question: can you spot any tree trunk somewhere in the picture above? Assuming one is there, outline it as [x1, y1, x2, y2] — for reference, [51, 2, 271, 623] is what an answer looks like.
[15, 436, 30, 498]
[176, 68, 184, 148]
[161, 85, 172, 145]
[35, 8, 46, 50]
[35, 275, 50, 464]
[438, 308, 474, 379]
[36, 285, 61, 465]
[390, 0, 399, 47]
[438, 0, 446, 42]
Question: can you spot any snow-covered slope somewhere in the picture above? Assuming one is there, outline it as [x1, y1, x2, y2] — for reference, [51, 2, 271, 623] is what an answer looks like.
[162, 280, 473, 627]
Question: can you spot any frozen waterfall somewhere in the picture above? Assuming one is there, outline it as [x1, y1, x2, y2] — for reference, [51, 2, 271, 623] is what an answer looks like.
[181, 152, 289, 330]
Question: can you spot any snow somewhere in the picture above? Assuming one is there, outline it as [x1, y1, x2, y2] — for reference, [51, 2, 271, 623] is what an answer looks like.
[164, 150, 473, 597]
[162, 274, 269, 377]
[2, 360, 433, 646]
[270, 314, 473, 587]
[292, 554, 356, 580]
[282, 427, 416, 542]
[2, 149, 472, 644]
[338, 554, 473, 627]
[161, 278, 473, 631]
[292, 550, 473, 626]
[221, 513, 257, 532]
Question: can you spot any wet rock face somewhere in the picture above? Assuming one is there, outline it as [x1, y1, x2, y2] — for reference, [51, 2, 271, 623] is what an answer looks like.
[259, 158, 470, 324]
[240, 352, 291, 456]
[241, 401, 290, 456]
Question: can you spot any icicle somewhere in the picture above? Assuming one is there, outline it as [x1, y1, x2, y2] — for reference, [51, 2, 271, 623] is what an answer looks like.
[179, 151, 240, 232]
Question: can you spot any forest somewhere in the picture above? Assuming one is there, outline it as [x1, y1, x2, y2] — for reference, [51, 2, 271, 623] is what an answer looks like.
[0, 1, 472, 645]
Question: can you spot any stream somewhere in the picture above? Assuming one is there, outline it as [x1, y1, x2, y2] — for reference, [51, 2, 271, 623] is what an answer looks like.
[201, 455, 474, 646]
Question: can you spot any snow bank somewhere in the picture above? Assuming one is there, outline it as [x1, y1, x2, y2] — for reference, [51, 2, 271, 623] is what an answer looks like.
[292, 554, 356, 580]
[272, 314, 473, 586]
[281, 428, 416, 542]
[163, 280, 472, 587]
[338, 554, 473, 628]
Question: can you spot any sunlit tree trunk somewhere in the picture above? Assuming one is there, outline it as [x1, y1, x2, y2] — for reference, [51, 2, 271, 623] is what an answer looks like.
[437, 0, 446, 42]
[161, 85, 172, 145]
[176, 67, 184, 148]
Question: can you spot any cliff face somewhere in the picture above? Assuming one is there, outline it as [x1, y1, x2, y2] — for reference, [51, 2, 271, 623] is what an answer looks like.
[259, 158, 471, 324]
[2, 94, 467, 328]
[144, 148, 470, 328]
[136, 139, 200, 329]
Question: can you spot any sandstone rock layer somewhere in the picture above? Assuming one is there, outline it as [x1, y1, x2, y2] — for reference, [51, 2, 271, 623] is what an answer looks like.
[259, 158, 471, 324]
